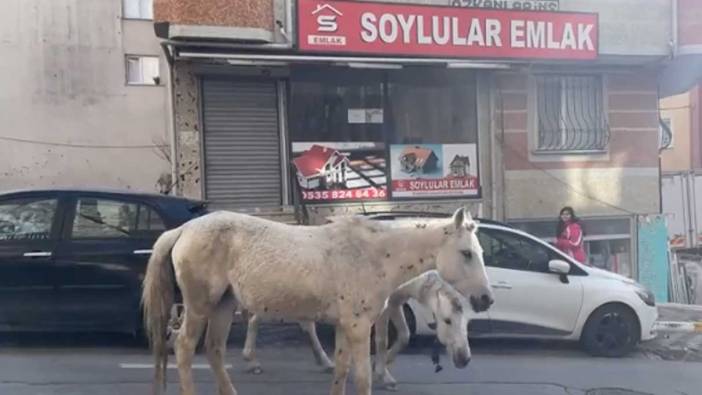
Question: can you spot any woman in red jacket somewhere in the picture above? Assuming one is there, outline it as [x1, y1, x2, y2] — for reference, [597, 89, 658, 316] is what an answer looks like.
[555, 206, 587, 265]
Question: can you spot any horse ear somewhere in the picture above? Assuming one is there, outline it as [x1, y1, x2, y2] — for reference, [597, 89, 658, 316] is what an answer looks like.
[453, 207, 465, 229]
[462, 207, 479, 232]
[463, 208, 473, 222]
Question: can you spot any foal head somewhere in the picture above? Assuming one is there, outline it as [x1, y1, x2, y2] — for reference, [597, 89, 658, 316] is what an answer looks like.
[432, 285, 471, 368]
[435, 207, 494, 313]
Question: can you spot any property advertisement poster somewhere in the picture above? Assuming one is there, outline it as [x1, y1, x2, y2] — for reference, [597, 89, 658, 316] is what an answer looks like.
[389, 144, 480, 198]
[292, 142, 388, 202]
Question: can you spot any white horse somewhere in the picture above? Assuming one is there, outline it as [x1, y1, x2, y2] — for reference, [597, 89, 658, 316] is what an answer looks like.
[240, 269, 470, 389]
[142, 207, 493, 395]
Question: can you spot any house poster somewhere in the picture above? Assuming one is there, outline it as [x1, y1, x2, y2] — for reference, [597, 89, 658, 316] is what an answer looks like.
[389, 144, 480, 198]
[291, 142, 388, 202]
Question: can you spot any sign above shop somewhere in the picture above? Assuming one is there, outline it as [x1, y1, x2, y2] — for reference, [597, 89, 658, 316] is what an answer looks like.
[298, 0, 597, 60]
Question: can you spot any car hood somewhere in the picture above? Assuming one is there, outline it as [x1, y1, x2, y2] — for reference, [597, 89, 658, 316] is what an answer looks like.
[585, 266, 638, 285]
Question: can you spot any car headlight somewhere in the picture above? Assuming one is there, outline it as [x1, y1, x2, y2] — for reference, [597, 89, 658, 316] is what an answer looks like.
[635, 287, 656, 307]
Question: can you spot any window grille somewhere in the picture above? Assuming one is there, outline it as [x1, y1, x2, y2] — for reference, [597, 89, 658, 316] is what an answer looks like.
[536, 75, 609, 152]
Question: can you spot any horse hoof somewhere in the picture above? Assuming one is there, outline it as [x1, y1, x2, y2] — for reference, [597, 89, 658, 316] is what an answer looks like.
[383, 383, 398, 392]
[245, 366, 263, 375]
[322, 365, 335, 374]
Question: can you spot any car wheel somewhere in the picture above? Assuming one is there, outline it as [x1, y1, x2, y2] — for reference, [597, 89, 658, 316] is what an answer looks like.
[581, 304, 640, 357]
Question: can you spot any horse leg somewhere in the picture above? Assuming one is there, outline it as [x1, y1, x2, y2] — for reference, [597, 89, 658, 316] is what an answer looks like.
[205, 291, 237, 395]
[329, 325, 352, 395]
[175, 307, 208, 395]
[372, 308, 397, 391]
[300, 321, 335, 373]
[347, 320, 373, 395]
[242, 313, 263, 375]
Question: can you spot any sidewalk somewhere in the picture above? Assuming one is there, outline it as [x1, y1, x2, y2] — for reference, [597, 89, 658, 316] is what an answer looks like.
[640, 303, 702, 361]
[657, 303, 702, 322]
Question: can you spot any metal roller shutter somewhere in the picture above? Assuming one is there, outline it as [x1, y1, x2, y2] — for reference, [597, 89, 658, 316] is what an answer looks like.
[202, 78, 282, 209]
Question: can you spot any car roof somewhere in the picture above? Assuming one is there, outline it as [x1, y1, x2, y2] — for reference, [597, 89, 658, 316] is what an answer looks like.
[360, 210, 513, 228]
[0, 188, 206, 211]
[361, 210, 588, 272]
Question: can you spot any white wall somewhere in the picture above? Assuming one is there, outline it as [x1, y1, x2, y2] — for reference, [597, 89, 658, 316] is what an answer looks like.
[0, 0, 170, 192]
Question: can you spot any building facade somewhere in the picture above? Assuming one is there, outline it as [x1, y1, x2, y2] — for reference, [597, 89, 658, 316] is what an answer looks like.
[0, 0, 170, 192]
[154, 0, 683, 277]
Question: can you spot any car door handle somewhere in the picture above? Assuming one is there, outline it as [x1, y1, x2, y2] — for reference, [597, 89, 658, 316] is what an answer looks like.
[133, 249, 153, 255]
[23, 251, 52, 258]
[491, 281, 513, 290]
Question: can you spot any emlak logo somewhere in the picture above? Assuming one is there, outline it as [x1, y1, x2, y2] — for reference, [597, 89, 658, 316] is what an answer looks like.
[308, 3, 346, 46]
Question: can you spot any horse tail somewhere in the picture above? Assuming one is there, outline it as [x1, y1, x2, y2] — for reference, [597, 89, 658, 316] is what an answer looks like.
[142, 226, 183, 395]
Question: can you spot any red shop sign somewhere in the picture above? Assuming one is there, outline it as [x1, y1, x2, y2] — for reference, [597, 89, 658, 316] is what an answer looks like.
[297, 0, 598, 60]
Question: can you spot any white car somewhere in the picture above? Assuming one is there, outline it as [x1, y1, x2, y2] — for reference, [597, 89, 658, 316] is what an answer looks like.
[369, 213, 658, 357]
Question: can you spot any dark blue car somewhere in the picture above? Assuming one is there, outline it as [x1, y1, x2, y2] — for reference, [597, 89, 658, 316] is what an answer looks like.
[0, 189, 206, 335]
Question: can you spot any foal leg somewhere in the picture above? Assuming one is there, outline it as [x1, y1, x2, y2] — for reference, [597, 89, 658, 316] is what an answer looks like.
[385, 305, 411, 365]
[242, 313, 263, 374]
[205, 292, 237, 395]
[176, 307, 208, 395]
[300, 321, 335, 372]
[378, 304, 410, 391]
[372, 308, 397, 391]
[329, 325, 352, 395]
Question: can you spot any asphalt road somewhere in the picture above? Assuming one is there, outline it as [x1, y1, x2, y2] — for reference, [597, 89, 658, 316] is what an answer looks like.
[0, 324, 700, 395]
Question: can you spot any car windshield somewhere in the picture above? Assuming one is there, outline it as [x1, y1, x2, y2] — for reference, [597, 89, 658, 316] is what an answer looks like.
[1, 1, 700, 394]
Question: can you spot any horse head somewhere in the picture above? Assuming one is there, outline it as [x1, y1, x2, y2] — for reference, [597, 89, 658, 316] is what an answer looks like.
[435, 207, 494, 314]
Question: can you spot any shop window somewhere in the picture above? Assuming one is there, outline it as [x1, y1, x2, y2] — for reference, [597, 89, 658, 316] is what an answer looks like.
[386, 70, 478, 145]
[289, 67, 479, 203]
[587, 239, 632, 278]
[123, 0, 153, 20]
[289, 67, 478, 145]
[126, 56, 160, 86]
[289, 70, 384, 143]
[535, 75, 609, 152]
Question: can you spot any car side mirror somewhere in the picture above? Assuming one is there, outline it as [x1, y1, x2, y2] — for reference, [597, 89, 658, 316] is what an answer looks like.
[549, 259, 571, 284]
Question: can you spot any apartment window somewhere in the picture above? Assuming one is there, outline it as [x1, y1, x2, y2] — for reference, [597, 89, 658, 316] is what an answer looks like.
[535, 75, 609, 152]
[126, 56, 160, 85]
[123, 0, 153, 20]
[659, 117, 673, 149]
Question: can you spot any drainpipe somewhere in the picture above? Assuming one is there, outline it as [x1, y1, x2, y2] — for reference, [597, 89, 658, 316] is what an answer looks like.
[671, 0, 678, 57]
[489, 76, 499, 220]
